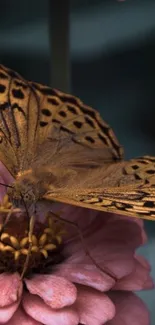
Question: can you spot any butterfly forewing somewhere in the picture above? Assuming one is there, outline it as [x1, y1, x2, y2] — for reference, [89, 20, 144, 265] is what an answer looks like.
[0, 65, 123, 173]
[0, 64, 155, 221]
[0, 66, 41, 175]
[31, 82, 123, 161]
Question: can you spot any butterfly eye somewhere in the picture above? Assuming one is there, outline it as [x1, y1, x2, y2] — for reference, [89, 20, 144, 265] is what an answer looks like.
[24, 193, 29, 201]
[24, 190, 36, 204]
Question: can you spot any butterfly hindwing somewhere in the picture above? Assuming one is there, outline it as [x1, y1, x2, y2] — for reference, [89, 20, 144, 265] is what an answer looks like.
[43, 156, 155, 221]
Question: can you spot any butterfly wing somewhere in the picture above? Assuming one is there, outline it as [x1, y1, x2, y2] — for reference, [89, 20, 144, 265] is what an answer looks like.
[43, 156, 155, 221]
[0, 64, 123, 177]
[30, 82, 123, 165]
[0, 65, 42, 176]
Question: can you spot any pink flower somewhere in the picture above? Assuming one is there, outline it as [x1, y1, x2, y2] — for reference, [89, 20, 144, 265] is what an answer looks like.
[0, 162, 153, 325]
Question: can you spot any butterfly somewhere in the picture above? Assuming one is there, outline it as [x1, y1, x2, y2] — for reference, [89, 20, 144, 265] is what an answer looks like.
[0, 64, 155, 222]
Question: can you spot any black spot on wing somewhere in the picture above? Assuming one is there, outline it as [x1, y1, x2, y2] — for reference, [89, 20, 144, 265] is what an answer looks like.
[12, 88, 24, 99]
[40, 121, 48, 127]
[85, 136, 95, 143]
[60, 96, 77, 105]
[146, 170, 155, 175]
[132, 165, 139, 170]
[98, 133, 108, 145]
[14, 80, 28, 89]
[0, 103, 9, 111]
[67, 105, 78, 115]
[12, 103, 26, 117]
[41, 109, 52, 117]
[59, 111, 67, 117]
[47, 98, 59, 105]
[85, 116, 95, 128]
[73, 121, 82, 129]
[144, 201, 155, 208]
[0, 84, 6, 93]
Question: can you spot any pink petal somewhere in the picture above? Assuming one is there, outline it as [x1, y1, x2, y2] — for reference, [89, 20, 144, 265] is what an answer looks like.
[107, 291, 150, 325]
[56, 217, 143, 288]
[0, 300, 21, 323]
[25, 274, 77, 309]
[54, 262, 115, 291]
[56, 205, 145, 246]
[64, 217, 144, 260]
[87, 243, 135, 279]
[0, 175, 7, 201]
[86, 217, 144, 251]
[0, 162, 14, 182]
[113, 257, 154, 291]
[0, 273, 22, 307]
[107, 214, 147, 244]
[74, 284, 115, 325]
[61, 206, 144, 242]
[6, 306, 41, 325]
[59, 205, 98, 241]
[55, 238, 136, 286]
[22, 293, 79, 325]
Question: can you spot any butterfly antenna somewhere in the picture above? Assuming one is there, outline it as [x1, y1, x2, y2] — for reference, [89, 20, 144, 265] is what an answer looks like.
[0, 182, 13, 189]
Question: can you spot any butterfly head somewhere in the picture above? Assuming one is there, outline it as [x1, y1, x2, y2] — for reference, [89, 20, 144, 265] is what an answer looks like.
[7, 180, 38, 210]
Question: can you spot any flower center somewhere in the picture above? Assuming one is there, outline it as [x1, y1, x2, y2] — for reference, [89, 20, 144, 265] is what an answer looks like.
[0, 195, 65, 277]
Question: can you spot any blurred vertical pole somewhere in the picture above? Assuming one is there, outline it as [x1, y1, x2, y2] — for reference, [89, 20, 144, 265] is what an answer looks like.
[48, 0, 70, 92]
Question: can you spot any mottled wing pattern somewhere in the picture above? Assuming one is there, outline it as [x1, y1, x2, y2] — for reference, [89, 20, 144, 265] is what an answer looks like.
[0, 65, 40, 175]
[30, 81, 123, 164]
[43, 156, 155, 220]
[0, 65, 122, 177]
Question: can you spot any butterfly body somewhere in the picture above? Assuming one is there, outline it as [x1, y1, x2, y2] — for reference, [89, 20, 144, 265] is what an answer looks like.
[0, 64, 154, 221]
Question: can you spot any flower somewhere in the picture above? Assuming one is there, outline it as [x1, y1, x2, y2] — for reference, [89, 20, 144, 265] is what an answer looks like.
[0, 162, 153, 325]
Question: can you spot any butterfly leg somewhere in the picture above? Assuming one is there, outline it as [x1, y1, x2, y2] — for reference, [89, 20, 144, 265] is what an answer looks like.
[48, 211, 117, 281]
[0, 195, 20, 233]
[0, 208, 14, 234]
[20, 214, 36, 279]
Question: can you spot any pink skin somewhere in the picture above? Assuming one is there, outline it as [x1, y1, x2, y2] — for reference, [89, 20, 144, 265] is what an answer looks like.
[0, 163, 153, 324]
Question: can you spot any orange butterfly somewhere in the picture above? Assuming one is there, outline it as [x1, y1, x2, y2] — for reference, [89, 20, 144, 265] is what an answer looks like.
[0, 65, 154, 221]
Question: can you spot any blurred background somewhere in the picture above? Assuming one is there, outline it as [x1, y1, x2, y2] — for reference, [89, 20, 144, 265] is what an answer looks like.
[0, 0, 154, 322]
